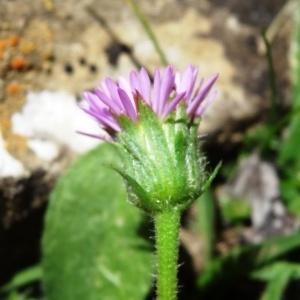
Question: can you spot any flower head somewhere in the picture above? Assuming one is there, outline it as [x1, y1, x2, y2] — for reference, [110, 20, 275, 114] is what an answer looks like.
[79, 65, 219, 213]
[80, 65, 218, 141]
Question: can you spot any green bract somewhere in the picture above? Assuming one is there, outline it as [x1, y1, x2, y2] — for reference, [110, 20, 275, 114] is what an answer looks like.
[114, 102, 207, 213]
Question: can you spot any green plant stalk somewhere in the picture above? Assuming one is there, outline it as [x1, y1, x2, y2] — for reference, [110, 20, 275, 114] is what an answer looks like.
[154, 209, 181, 300]
[197, 190, 215, 267]
[124, 0, 168, 66]
[260, 28, 278, 124]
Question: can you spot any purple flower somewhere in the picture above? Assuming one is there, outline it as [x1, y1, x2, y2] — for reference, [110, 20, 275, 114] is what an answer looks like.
[79, 65, 218, 141]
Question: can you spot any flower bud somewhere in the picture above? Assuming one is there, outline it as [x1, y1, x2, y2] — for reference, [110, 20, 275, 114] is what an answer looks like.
[79, 65, 219, 213]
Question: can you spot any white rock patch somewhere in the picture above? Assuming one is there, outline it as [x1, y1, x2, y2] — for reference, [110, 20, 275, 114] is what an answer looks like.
[0, 133, 26, 178]
[11, 90, 100, 158]
[27, 139, 59, 161]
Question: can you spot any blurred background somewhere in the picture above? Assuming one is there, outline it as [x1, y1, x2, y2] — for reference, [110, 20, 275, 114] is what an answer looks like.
[0, 0, 299, 299]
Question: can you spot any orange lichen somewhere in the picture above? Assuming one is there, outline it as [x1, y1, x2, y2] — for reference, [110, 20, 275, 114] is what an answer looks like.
[7, 35, 19, 47]
[0, 39, 7, 51]
[6, 82, 21, 95]
[10, 56, 26, 70]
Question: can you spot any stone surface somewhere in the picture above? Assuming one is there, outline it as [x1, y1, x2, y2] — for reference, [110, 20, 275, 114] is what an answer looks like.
[225, 152, 299, 243]
[0, 0, 290, 174]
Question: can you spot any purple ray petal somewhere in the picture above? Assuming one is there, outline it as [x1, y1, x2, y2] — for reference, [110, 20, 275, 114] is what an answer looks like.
[158, 65, 174, 116]
[80, 106, 120, 132]
[76, 130, 114, 141]
[105, 78, 124, 111]
[118, 75, 134, 101]
[82, 92, 104, 112]
[177, 65, 198, 101]
[94, 89, 120, 115]
[195, 90, 217, 117]
[79, 64, 218, 140]
[118, 88, 138, 121]
[190, 77, 204, 105]
[99, 80, 111, 98]
[152, 67, 161, 113]
[130, 70, 142, 96]
[186, 73, 218, 116]
[161, 92, 186, 119]
[139, 68, 151, 105]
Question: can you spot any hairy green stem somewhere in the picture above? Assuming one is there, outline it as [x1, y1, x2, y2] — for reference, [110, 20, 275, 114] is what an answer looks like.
[154, 209, 181, 300]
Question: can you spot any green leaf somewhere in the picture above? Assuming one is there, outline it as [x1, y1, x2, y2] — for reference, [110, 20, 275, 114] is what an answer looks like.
[198, 233, 300, 298]
[0, 265, 42, 293]
[251, 261, 300, 300]
[6, 291, 34, 300]
[259, 270, 292, 300]
[219, 194, 250, 224]
[279, 111, 300, 167]
[252, 262, 300, 281]
[42, 143, 153, 300]
[194, 189, 215, 267]
[278, 2, 300, 167]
